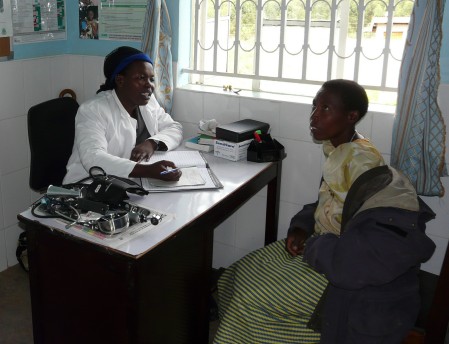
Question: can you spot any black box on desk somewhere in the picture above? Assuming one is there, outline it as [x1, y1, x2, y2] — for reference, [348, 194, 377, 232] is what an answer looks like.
[247, 134, 286, 162]
[216, 119, 270, 143]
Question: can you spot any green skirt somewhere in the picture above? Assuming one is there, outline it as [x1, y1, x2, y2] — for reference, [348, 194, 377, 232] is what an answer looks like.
[213, 240, 327, 344]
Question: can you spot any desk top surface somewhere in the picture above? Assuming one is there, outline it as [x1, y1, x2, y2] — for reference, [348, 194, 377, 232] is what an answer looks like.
[19, 153, 273, 258]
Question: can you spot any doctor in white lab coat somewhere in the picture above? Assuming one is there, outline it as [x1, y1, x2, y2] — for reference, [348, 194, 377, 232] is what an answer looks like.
[64, 46, 183, 184]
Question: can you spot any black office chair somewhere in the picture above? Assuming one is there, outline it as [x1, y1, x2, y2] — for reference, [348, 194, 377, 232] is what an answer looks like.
[27, 96, 79, 192]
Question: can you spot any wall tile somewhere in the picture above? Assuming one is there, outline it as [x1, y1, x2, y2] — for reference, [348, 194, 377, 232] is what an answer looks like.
[5, 224, 23, 266]
[421, 176, 449, 239]
[421, 236, 448, 275]
[356, 112, 373, 139]
[0, 60, 25, 120]
[423, 199, 449, 239]
[23, 59, 53, 111]
[212, 242, 236, 269]
[371, 111, 394, 154]
[381, 154, 391, 165]
[214, 214, 236, 246]
[30, 189, 42, 204]
[172, 89, 203, 124]
[203, 93, 240, 125]
[50, 56, 71, 99]
[239, 98, 280, 137]
[0, 116, 29, 176]
[180, 121, 199, 140]
[279, 101, 314, 142]
[280, 138, 322, 205]
[67, 55, 85, 103]
[82, 56, 105, 101]
[0, 231, 6, 271]
[234, 247, 252, 262]
[438, 84, 449, 114]
[0, 180, 4, 228]
[235, 196, 266, 251]
[277, 200, 303, 240]
[1, 169, 31, 228]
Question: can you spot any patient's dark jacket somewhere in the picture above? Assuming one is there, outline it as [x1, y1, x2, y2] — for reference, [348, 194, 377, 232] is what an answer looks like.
[295, 165, 436, 343]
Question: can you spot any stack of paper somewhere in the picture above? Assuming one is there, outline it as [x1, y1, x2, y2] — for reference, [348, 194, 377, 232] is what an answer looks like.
[198, 133, 216, 145]
[140, 150, 222, 192]
[185, 136, 214, 152]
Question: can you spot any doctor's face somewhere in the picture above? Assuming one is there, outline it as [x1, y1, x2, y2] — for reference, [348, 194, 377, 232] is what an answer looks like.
[115, 60, 155, 114]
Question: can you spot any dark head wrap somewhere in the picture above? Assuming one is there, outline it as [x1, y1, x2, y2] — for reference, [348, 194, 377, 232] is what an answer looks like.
[97, 46, 153, 93]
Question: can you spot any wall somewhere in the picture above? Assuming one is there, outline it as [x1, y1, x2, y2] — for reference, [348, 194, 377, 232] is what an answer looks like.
[0, 54, 105, 271]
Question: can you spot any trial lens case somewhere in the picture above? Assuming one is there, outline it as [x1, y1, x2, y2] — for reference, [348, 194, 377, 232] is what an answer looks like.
[216, 119, 270, 143]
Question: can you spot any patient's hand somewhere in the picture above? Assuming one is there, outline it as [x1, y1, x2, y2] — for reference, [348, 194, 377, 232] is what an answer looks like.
[286, 227, 309, 257]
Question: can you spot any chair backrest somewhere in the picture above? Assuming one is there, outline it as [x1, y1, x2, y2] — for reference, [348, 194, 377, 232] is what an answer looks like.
[28, 97, 79, 192]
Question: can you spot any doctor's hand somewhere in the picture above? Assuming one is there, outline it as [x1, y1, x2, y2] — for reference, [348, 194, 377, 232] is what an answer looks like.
[130, 160, 182, 181]
[286, 227, 309, 257]
[130, 140, 157, 162]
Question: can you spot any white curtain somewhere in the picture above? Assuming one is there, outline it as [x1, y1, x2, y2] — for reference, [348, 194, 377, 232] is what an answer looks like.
[390, 0, 447, 196]
[141, 0, 174, 113]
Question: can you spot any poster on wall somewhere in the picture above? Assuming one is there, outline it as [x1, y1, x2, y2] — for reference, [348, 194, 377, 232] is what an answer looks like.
[11, 0, 66, 43]
[79, 0, 146, 41]
[79, 2, 98, 39]
[0, 0, 13, 37]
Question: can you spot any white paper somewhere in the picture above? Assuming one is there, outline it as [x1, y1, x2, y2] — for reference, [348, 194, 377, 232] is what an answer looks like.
[144, 166, 206, 188]
[147, 150, 208, 168]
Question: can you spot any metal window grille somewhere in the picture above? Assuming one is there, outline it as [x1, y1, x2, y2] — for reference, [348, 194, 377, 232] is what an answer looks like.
[184, 0, 414, 99]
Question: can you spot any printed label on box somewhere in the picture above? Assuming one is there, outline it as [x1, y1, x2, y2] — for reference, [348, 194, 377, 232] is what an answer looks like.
[214, 139, 252, 161]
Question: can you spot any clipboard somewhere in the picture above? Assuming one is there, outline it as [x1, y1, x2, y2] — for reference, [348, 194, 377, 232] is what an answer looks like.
[139, 151, 223, 192]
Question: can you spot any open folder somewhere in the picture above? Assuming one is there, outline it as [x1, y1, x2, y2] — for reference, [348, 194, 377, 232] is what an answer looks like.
[140, 150, 223, 192]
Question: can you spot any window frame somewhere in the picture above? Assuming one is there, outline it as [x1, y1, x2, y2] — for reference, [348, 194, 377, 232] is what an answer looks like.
[182, 0, 414, 103]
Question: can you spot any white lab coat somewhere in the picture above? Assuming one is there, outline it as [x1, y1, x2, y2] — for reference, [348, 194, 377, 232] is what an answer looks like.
[63, 90, 183, 183]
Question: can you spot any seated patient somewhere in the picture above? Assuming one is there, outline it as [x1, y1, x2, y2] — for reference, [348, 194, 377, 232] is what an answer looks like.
[63, 46, 183, 184]
[214, 79, 436, 344]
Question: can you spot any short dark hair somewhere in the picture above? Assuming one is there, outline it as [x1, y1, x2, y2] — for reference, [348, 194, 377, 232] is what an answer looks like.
[321, 79, 369, 120]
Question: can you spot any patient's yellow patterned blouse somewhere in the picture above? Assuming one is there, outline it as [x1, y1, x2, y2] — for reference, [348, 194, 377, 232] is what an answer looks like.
[314, 138, 385, 236]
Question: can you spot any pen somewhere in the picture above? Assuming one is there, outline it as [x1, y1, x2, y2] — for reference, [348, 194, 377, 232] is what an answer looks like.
[160, 167, 181, 175]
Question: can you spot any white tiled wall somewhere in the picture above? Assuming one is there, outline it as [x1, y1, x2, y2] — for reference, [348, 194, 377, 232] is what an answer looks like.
[0, 55, 448, 277]
[0, 55, 103, 271]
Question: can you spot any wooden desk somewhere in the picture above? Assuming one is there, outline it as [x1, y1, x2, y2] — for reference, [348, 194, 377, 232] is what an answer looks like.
[18, 155, 282, 344]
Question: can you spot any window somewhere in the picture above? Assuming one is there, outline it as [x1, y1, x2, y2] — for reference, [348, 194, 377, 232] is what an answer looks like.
[185, 0, 414, 105]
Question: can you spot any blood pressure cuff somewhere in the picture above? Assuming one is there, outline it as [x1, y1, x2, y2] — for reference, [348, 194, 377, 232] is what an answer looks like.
[86, 179, 129, 205]
[82, 166, 149, 206]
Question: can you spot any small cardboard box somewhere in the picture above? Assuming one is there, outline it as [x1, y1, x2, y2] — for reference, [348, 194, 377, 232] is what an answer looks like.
[214, 138, 253, 161]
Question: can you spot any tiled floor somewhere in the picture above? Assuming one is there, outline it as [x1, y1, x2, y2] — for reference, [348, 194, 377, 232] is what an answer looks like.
[0, 265, 33, 344]
[2, 264, 447, 344]
[0, 264, 219, 344]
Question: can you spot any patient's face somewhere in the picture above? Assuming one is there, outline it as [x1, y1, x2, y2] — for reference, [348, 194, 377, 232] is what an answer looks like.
[309, 88, 355, 147]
